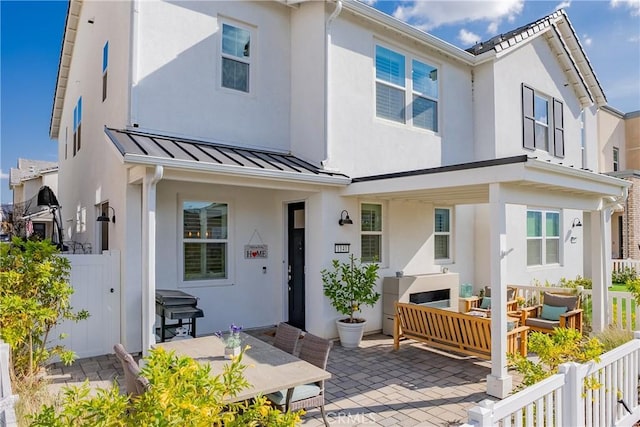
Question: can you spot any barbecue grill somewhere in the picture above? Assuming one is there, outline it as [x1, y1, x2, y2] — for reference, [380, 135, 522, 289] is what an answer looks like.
[155, 289, 204, 342]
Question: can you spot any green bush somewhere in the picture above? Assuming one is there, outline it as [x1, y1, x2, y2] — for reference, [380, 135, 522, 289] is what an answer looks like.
[0, 239, 89, 379]
[508, 328, 603, 389]
[612, 267, 637, 284]
[559, 275, 592, 290]
[29, 347, 301, 426]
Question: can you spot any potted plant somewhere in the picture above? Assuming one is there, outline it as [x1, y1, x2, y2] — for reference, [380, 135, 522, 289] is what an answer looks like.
[321, 254, 380, 348]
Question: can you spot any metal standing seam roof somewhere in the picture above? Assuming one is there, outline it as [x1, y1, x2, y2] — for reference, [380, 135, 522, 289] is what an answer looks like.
[104, 128, 350, 181]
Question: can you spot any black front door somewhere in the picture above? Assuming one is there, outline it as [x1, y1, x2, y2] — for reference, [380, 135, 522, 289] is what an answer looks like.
[287, 202, 305, 330]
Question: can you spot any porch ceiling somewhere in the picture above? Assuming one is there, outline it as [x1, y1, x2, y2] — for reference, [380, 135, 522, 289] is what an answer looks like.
[342, 155, 630, 208]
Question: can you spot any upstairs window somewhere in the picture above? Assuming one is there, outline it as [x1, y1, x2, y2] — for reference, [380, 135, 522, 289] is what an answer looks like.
[221, 23, 251, 93]
[434, 208, 451, 261]
[375, 45, 439, 132]
[73, 97, 82, 156]
[361, 203, 382, 263]
[527, 210, 560, 266]
[522, 84, 564, 157]
[102, 41, 108, 102]
[613, 147, 619, 171]
[181, 201, 229, 282]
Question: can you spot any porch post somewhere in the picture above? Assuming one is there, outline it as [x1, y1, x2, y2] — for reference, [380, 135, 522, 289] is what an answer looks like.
[141, 166, 163, 355]
[590, 206, 612, 333]
[487, 183, 511, 398]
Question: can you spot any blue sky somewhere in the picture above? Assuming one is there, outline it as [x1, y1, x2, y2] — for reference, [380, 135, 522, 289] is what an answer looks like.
[1, 0, 639, 205]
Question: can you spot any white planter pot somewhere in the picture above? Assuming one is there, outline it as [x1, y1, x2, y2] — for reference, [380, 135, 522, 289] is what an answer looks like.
[336, 319, 367, 348]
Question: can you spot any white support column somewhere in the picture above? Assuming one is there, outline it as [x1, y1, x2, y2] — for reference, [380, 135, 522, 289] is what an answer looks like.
[141, 166, 163, 355]
[487, 183, 512, 398]
[590, 207, 612, 333]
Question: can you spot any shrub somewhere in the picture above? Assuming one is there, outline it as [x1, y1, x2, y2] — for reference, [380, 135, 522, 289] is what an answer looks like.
[593, 326, 633, 352]
[559, 275, 592, 290]
[625, 278, 640, 305]
[0, 239, 89, 379]
[508, 328, 603, 389]
[29, 347, 301, 426]
[612, 267, 637, 284]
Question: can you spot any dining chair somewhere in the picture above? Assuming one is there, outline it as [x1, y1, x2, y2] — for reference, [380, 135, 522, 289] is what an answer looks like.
[273, 322, 302, 355]
[266, 333, 333, 426]
[114, 343, 149, 397]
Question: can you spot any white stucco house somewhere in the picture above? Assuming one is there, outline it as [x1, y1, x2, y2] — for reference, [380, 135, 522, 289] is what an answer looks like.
[50, 0, 629, 397]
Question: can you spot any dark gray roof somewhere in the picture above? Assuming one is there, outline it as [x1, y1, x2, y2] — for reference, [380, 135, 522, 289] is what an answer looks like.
[105, 128, 349, 181]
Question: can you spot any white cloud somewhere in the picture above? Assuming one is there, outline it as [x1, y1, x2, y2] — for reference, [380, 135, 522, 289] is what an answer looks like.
[393, 0, 524, 31]
[582, 34, 593, 47]
[0, 170, 8, 180]
[610, 0, 640, 16]
[629, 35, 640, 43]
[458, 29, 482, 45]
[555, 0, 571, 11]
[358, 0, 377, 5]
[487, 21, 499, 35]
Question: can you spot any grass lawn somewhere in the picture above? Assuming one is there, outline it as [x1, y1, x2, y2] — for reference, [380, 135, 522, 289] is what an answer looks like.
[610, 283, 628, 292]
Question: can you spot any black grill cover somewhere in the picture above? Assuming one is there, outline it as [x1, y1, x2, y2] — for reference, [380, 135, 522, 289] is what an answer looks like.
[155, 289, 198, 306]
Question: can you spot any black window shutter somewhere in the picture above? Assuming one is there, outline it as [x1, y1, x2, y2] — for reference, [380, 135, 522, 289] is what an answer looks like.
[522, 84, 535, 150]
[553, 98, 564, 158]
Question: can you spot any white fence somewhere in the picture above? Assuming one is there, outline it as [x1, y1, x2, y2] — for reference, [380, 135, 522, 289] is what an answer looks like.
[0, 340, 17, 427]
[466, 333, 640, 426]
[613, 259, 640, 275]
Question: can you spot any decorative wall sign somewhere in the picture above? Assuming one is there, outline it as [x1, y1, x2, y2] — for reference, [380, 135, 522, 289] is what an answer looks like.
[245, 244, 268, 259]
[334, 243, 351, 253]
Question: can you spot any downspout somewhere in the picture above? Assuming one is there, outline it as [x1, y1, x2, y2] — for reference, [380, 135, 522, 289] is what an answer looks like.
[141, 165, 163, 355]
[322, 0, 343, 166]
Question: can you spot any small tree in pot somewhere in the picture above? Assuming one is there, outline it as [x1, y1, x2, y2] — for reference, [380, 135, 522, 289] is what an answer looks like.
[321, 255, 380, 347]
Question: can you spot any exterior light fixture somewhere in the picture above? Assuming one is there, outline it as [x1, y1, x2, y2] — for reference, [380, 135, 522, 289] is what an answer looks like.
[571, 218, 582, 228]
[97, 206, 116, 224]
[338, 210, 353, 226]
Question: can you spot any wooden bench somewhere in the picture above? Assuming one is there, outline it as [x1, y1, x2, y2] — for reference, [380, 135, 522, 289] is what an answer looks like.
[393, 302, 528, 360]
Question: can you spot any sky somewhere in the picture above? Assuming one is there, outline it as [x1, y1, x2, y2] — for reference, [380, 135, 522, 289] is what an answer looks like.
[1, 0, 639, 205]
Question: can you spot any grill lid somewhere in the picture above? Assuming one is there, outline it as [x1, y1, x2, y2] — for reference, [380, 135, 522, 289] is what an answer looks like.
[155, 289, 199, 306]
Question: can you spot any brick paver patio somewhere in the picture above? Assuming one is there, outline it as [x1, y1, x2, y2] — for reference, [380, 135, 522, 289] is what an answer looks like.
[46, 332, 519, 426]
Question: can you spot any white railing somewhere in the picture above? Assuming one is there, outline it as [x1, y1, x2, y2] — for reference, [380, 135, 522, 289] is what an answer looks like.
[612, 259, 640, 274]
[465, 333, 640, 426]
[0, 340, 17, 427]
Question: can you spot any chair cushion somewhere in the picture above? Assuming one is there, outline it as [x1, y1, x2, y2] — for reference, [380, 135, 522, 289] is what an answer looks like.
[525, 317, 560, 330]
[544, 292, 578, 311]
[541, 304, 567, 321]
[479, 297, 491, 309]
[266, 384, 321, 406]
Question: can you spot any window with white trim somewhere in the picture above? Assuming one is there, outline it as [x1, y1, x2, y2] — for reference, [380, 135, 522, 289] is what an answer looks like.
[434, 208, 451, 261]
[361, 203, 382, 263]
[221, 22, 251, 93]
[182, 201, 229, 281]
[527, 209, 560, 266]
[522, 84, 564, 157]
[375, 45, 438, 132]
[613, 147, 619, 171]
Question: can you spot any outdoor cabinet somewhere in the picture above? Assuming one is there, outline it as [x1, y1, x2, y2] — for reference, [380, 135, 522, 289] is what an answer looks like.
[382, 273, 460, 335]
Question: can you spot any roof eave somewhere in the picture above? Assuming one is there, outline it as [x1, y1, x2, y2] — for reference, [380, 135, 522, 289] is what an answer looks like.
[122, 154, 352, 187]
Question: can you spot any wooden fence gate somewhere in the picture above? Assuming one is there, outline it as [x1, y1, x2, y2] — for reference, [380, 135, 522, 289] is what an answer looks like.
[51, 251, 121, 359]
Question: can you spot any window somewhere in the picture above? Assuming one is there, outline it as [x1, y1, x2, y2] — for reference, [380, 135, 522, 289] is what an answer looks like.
[73, 97, 82, 156]
[613, 147, 619, 171]
[102, 41, 108, 102]
[527, 210, 560, 266]
[182, 201, 228, 281]
[375, 45, 439, 131]
[361, 203, 382, 263]
[434, 208, 451, 260]
[522, 85, 564, 157]
[221, 23, 251, 93]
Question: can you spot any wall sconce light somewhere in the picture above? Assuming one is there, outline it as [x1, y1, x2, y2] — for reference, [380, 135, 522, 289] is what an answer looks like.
[97, 206, 116, 224]
[571, 218, 582, 228]
[338, 210, 353, 226]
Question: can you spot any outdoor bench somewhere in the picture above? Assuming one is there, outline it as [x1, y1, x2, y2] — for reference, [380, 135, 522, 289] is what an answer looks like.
[393, 302, 528, 360]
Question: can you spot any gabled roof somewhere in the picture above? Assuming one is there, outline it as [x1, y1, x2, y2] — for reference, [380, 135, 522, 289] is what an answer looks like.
[10, 159, 59, 187]
[105, 128, 350, 185]
[466, 9, 606, 107]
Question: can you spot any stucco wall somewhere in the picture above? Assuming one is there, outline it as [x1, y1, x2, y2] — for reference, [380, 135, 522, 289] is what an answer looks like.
[598, 108, 626, 172]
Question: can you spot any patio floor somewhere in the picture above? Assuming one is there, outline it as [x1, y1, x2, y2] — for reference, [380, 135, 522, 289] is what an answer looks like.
[45, 332, 521, 426]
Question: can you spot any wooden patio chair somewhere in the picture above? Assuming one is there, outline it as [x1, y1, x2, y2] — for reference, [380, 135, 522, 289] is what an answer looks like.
[473, 286, 519, 312]
[520, 291, 583, 333]
[273, 322, 302, 355]
[266, 333, 332, 426]
[114, 343, 149, 398]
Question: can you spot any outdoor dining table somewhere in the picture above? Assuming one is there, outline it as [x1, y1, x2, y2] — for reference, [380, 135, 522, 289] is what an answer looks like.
[155, 333, 331, 402]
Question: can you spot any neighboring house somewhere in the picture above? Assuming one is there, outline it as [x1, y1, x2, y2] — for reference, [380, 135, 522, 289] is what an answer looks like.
[50, 0, 629, 397]
[597, 107, 640, 260]
[9, 158, 59, 240]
